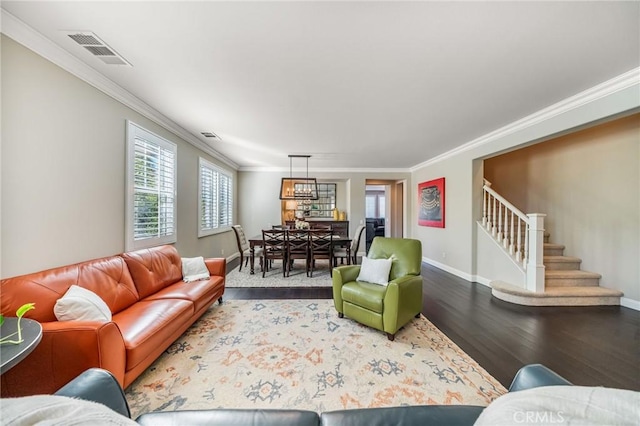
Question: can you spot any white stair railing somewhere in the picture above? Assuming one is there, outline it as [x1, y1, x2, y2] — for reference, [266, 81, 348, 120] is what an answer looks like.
[483, 179, 546, 292]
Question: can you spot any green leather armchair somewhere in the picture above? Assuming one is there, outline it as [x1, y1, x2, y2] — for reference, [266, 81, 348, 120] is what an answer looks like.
[332, 237, 423, 341]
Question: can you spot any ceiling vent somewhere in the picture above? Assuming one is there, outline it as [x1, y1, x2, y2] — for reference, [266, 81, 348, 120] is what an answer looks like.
[201, 132, 219, 139]
[64, 31, 131, 66]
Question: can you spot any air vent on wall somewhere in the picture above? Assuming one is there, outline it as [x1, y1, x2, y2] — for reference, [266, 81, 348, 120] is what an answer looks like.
[64, 31, 131, 66]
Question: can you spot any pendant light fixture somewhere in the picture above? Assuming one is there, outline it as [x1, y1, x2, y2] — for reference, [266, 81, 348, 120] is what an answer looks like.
[279, 155, 319, 200]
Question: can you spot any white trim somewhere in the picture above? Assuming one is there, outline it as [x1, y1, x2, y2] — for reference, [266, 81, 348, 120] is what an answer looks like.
[472, 275, 492, 287]
[1, 9, 238, 171]
[422, 257, 473, 282]
[238, 166, 410, 173]
[410, 67, 640, 172]
[620, 297, 640, 312]
[423, 257, 491, 287]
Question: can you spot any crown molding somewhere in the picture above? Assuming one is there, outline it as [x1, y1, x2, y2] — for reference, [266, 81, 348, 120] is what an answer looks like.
[238, 166, 410, 173]
[1, 9, 239, 170]
[410, 67, 640, 172]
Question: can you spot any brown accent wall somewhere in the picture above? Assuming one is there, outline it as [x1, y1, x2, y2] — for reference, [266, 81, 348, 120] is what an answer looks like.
[484, 113, 640, 300]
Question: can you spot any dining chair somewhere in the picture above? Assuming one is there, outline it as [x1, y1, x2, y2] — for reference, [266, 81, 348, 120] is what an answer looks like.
[308, 229, 333, 277]
[232, 225, 263, 273]
[334, 224, 366, 266]
[286, 229, 310, 277]
[261, 229, 287, 278]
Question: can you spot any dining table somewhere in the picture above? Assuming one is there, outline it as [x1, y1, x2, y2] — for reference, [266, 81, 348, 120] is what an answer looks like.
[247, 232, 351, 275]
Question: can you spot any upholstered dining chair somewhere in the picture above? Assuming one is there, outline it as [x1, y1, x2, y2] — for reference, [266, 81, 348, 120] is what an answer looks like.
[262, 229, 287, 278]
[308, 229, 333, 277]
[332, 237, 422, 341]
[232, 225, 263, 272]
[334, 224, 366, 266]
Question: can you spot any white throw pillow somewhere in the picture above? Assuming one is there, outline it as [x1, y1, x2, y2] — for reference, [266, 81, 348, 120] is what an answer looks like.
[1, 395, 138, 426]
[54, 285, 112, 322]
[474, 385, 640, 426]
[356, 256, 393, 286]
[182, 256, 210, 282]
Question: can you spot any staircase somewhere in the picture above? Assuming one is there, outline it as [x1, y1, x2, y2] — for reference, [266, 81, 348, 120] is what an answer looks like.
[482, 180, 623, 306]
[491, 234, 623, 306]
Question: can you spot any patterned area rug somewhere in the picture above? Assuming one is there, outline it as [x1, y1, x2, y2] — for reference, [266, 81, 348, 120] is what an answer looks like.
[125, 300, 506, 417]
[226, 259, 334, 287]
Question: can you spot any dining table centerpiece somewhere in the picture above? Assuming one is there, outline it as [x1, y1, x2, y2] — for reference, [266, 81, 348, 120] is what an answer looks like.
[295, 219, 310, 230]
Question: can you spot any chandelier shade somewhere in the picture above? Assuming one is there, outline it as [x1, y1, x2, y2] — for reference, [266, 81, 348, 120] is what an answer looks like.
[279, 155, 319, 200]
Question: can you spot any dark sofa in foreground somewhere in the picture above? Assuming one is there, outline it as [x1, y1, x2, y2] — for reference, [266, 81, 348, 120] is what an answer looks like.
[52, 364, 570, 425]
[4, 364, 638, 425]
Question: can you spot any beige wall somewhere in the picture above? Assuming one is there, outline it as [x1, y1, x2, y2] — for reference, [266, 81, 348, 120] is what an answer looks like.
[237, 171, 409, 241]
[1, 36, 237, 278]
[411, 85, 639, 307]
[484, 115, 640, 301]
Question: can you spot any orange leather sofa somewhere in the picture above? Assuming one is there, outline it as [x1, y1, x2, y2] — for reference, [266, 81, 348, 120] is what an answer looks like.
[0, 245, 225, 397]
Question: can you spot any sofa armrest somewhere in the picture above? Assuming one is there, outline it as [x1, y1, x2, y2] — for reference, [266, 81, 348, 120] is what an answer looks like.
[331, 265, 361, 314]
[137, 409, 320, 426]
[55, 368, 131, 418]
[0, 321, 126, 397]
[508, 364, 572, 392]
[205, 257, 226, 277]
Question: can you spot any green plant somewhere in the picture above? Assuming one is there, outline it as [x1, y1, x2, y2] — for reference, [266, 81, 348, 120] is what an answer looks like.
[0, 303, 36, 345]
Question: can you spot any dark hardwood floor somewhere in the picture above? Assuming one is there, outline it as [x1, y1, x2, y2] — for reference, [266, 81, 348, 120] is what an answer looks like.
[224, 261, 640, 391]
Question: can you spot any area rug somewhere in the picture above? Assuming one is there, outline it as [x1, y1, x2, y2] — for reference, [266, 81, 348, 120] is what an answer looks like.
[226, 259, 334, 288]
[125, 300, 506, 417]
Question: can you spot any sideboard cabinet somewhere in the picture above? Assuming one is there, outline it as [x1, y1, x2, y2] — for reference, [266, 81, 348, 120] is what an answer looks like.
[285, 220, 349, 237]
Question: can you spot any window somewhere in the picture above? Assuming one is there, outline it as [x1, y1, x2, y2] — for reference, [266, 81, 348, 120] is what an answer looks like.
[199, 157, 233, 236]
[126, 121, 177, 250]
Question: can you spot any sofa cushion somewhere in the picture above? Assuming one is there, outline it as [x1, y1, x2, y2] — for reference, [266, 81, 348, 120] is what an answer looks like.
[112, 299, 193, 370]
[341, 281, 387, 313]
[322, 405, 484, 426]
[122, 245, 183, 299]
[1, 256, 139, 322]
[137, 409, 321, 426]
[54, 285, 112, 322]
[144, 277, 224, 312]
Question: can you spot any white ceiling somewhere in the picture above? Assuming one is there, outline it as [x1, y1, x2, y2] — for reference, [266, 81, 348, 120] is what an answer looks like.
[2, 1, 639, 170]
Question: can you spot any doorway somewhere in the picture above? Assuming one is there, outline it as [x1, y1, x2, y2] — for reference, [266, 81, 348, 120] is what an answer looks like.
[365, 179, 405, 252]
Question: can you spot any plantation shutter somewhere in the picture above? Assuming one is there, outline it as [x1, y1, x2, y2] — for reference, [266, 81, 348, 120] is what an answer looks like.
[126, 121, 177, 250]
[199, 158, 233, 236]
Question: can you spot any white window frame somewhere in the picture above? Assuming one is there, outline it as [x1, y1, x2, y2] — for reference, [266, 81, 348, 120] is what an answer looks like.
[125, 121, 177, 251]
[198, 157, 233, 237]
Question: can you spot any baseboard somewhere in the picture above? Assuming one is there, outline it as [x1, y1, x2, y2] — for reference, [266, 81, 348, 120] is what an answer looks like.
[620, 297, 640, 311]
[422, 257, 491, 287]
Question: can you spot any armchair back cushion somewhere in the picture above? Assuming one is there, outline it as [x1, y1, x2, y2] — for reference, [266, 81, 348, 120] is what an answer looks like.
[367, 237, 422, 279]
[121, 245, 183, 299]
